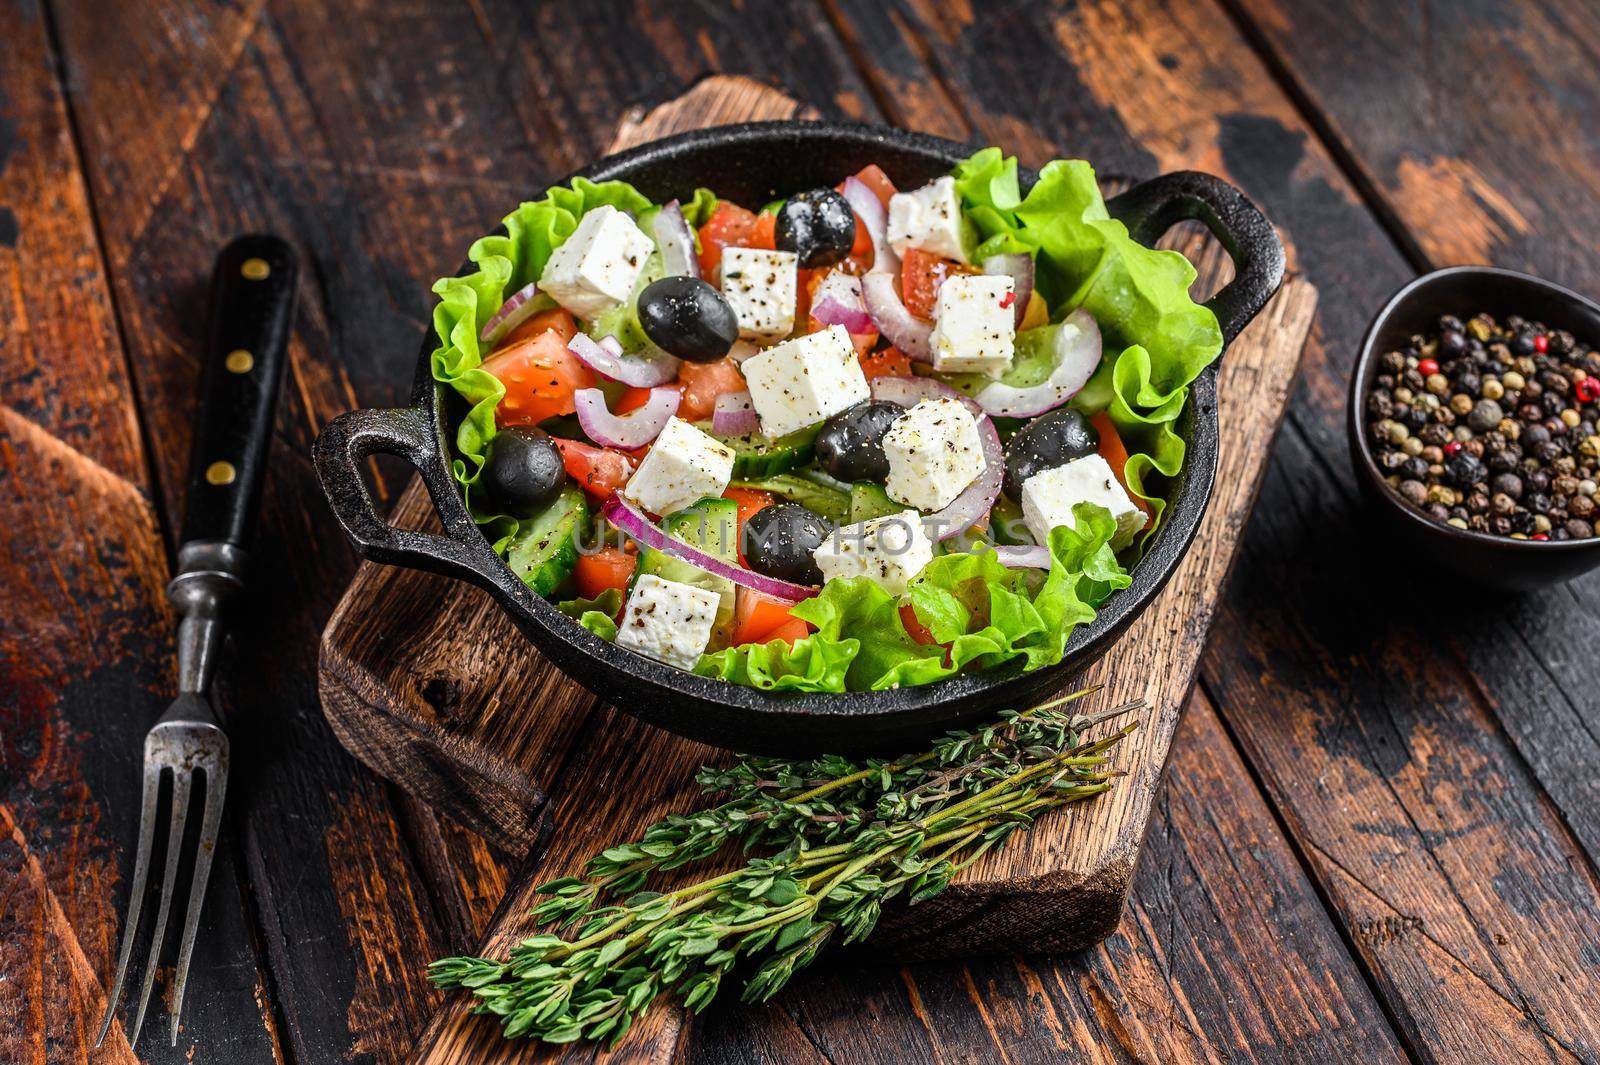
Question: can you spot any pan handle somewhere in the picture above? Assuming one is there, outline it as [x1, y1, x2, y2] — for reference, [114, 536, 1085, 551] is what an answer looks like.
[313, 405, 512, 593]
[1105, 171, 1285, 345]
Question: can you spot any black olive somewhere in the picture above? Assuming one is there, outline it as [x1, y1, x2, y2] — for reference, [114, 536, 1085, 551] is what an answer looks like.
[815, 401, 904, 482]
[744, 503, 829, 585]
[774, 188, 857, 269]
[1003, 408, 1100, 500]
[637, 276, 739, 362]
[482, 428, 567, 515]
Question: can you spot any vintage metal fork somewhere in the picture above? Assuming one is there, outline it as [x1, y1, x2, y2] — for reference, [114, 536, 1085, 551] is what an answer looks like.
[96, 235, 298, 1050]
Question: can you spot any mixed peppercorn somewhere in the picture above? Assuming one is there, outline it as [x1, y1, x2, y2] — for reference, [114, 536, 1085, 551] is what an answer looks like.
[1364, 312, 1600, 541]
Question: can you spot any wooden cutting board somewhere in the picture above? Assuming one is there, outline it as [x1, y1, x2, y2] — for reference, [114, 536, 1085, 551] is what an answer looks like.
[316, 76, 1315, 1062]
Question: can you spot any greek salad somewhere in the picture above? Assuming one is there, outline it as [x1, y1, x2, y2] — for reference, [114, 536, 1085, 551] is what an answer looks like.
[430, 150, 1222, 693]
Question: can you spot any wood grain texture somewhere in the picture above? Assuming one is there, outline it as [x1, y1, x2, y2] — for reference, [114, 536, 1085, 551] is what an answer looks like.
[0, 3, 280, 1061]
[899, 0, 1600, 1059]
[317, 75, 1316, 1061]
[40, 0, 534, 1059]
[1234, 0, 1600, 898]
[693, 689, 1407, 1065]
[22, 0, 1600, 1062]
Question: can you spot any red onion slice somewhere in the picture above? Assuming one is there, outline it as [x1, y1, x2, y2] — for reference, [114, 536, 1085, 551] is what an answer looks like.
[988, 544, 1050, 569]
[924, 416, 1002, 541]
[568, 332, 681, 388]
[868, 373, 969, 411]
[711, 390, 758, 437]
[868, 376, 1000, 540]
[982, 253, 1035, 329]
[972, 309, 1102, 419]
[574, 387, 679, 450]
[841, 176, 899, 275]
[728, 340, 761, 365]
[809, 271, 873, 333]
[652, 200, 699, 279]
[861, 272, 931, 362]
[602, 495, 818, 602]
[480, 282, 545, 348]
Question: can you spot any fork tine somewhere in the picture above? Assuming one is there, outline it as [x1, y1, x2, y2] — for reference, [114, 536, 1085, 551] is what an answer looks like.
[128, 768, 192, 1049]
[168, 753, 226, 1045]
[94, 761, 164, 1048]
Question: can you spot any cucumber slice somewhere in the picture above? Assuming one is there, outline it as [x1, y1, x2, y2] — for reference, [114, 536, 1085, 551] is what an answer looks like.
[732, 473, 851, 524]
[705, 423, 820, 479]
[848, 481, 902, 523]
[941, 323, 1061, 397]
[663, 497, 739, 561]
[634, 497, 739, 649]
[504, 486, 588, 596]
[989, 495, 1032, 545]
[590, 251, 664, 354]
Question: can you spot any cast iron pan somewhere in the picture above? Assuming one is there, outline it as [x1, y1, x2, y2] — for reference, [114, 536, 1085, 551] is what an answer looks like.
[1348, 265, 1600, 589]
[314, 122, 1284, 755]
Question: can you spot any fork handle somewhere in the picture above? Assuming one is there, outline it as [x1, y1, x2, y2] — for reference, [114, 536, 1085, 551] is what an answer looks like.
[178, 234, 299, 547]
[167, 236, 298, 694]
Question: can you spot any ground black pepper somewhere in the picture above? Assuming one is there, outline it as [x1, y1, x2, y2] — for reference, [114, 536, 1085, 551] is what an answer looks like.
[1365, 311, 1600, 540]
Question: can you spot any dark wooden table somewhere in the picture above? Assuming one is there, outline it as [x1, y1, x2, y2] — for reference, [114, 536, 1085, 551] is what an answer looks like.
[4, 1, 1598, 1062]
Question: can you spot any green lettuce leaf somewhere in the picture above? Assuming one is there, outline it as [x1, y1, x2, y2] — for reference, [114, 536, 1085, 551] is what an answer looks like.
[952, 150, 1223, 534]
[429, 179, 716, 548]
[554, 587, 623, 639]
[695, 503, 1127, 693]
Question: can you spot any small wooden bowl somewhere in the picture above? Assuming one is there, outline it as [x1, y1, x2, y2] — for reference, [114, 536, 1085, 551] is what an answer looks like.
[1348, 266, 1600, 590]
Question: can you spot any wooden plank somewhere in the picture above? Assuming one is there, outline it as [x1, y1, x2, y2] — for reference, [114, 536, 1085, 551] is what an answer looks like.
[1232, 0, 1600, 882]
[40, 0, 546, 1060]
[0, 3, 280, 1061]
[828, 0, 1600, 1059]
[692, 690, 1407, 1064]
[1229, 0, 1600, 284]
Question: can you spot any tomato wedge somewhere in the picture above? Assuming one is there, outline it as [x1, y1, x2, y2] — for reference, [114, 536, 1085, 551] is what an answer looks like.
[721, 486, 774, 565]
[722, 486, 773, 529]
[551, 437, 635, 500]
[484, 328, 596, 428]
[751, 211, 777, 250]
[572, 546, 635, 602]
[495, 306, 577, 351]
[613, 385, 658, 415]
[901, 247, 978, 321]
[899, 602, 940, 646]
[844, 164, 897, 207]
[697, 202, 763, 280]
[1089, 411, 1154, 519]
[733, 588, 804, 646]
[677, 357, 747, 421]
[858, 344, 912, 379]
[762, 617, 812, 647]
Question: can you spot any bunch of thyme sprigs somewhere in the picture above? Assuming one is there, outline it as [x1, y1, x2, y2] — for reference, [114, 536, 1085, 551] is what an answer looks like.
[430, 686, 1139, 1048]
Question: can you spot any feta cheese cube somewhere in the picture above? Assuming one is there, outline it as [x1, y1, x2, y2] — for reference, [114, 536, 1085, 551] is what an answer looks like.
[622, 417, 735, 516]
[720, 246, 797, 341]
[1020, 454, 1148, 552]
[887, 176, 971, 263]
[741, 325, 870, 438]
[615, 573, 720, 670]
[538, 205, 656, 320]
[812, 510, 934, 595]
[930, 274, 1016, 378]
[882, 398, 986, 512]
